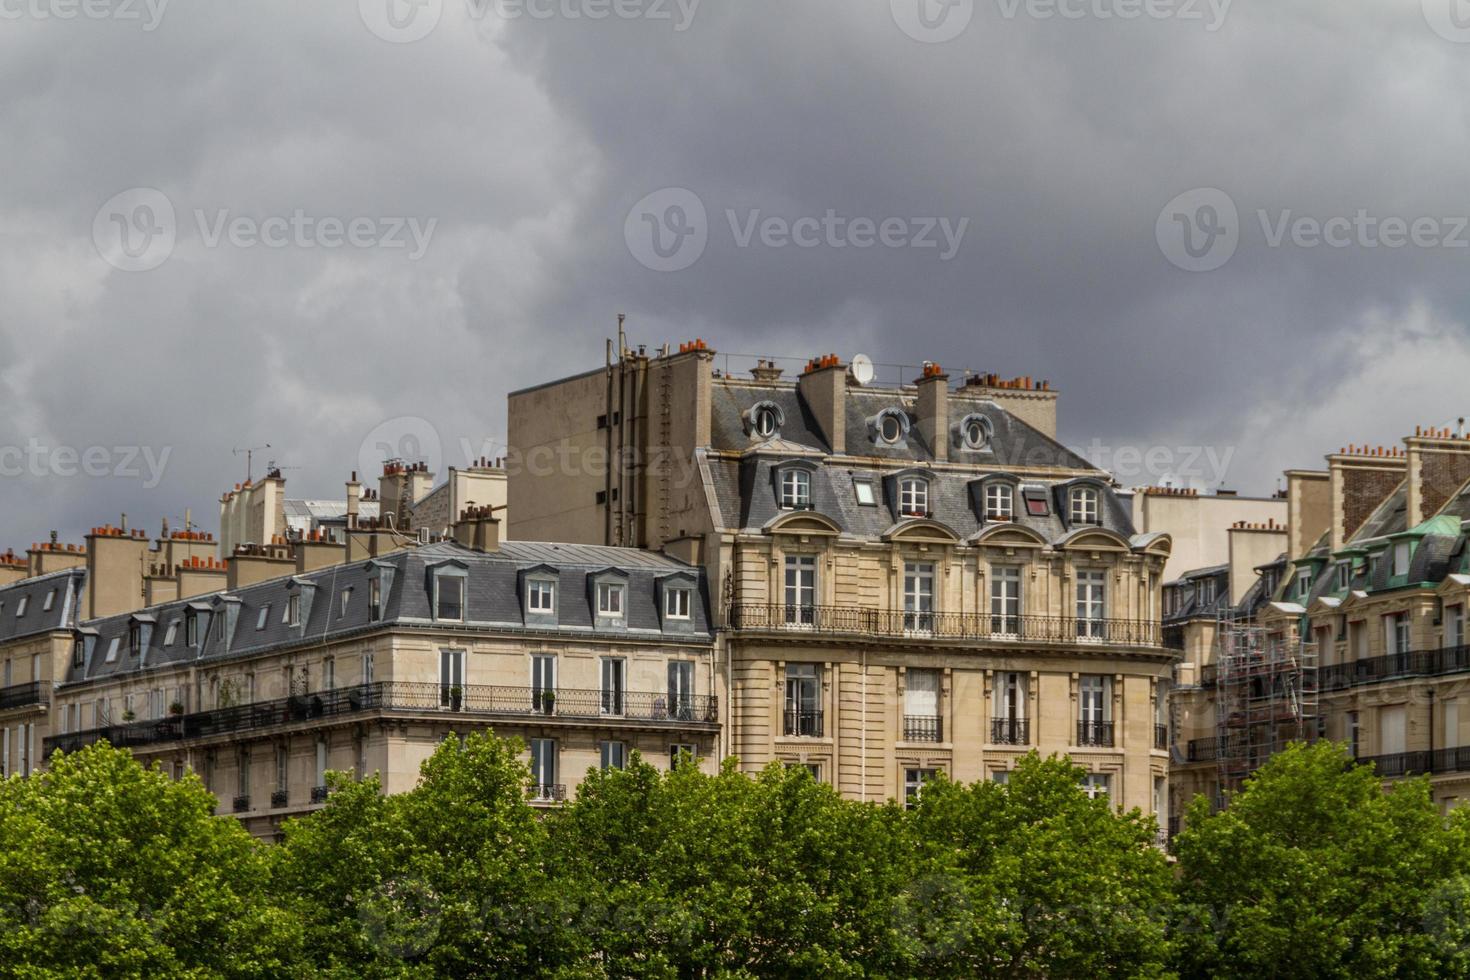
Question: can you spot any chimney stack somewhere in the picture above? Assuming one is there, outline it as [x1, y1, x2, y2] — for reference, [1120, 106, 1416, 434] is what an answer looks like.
[797, 354, 847, 452]
[453, 505, 501, 553]
[346, 472, 361, 530]
[915, 362, 950, 462]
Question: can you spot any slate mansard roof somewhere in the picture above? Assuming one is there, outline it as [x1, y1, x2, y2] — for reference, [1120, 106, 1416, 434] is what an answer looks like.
[64, 541, 712, 686]
[702, 378, 1139, 547]
[0, 568, 84, 646]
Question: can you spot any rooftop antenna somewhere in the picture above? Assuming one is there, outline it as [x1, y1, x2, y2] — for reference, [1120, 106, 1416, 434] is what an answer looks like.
[233, 443, 271, 483]
[849, 353, 875, 386]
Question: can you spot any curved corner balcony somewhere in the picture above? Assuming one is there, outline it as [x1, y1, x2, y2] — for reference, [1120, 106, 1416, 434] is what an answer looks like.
[727, 604, 1162, 648]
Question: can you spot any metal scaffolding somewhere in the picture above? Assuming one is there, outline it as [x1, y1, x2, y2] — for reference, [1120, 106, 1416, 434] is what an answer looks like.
[1215, 608, 1318, 794]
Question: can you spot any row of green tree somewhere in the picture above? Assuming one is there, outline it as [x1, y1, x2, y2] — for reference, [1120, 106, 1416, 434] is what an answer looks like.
[2, 737, 1470, 978]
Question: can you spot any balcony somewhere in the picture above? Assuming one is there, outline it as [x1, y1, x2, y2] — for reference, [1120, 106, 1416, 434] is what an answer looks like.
[1076, 720, 1114, 747]
[990, 718, 1029, 745]
[1155, 724, 1169, 750]
[0, 681, 47, 711]
[43, 681, 719, 756]
[1318, 644, 1470, 692]
[903, 715, 943, 742]
[727, 605, 1161, 648]
[783, 709, 824, 738]
[232, 795, 250, 813]
[1186, 737, 1218, 762]
[1358, 746, 1470, 779]
[270, 789, 288, 808]
[529, 783, 566, 802]
[310, 785, 329, 804]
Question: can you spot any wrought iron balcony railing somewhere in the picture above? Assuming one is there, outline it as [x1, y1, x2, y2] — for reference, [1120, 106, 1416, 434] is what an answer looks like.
[783, 709, 824, 738]
[232, 795, 250, 813]
[1076, 720, 1114, 747]
[270, 789, 288, 808]
[1358, 746, 1470, 779]
[990, 718, 1029, 745]
[44, 682, 718, 756]
[310, 785, 329, 804]
[1319, 644, 1470, 692]
[727, 604, 1162, 647]
[903, 714, 943, 742]
[0, 681, 47, 711]
[529, 783, 566, 802]
[1155, 724, 1169, 750]
[1186, 737, 1218, 762]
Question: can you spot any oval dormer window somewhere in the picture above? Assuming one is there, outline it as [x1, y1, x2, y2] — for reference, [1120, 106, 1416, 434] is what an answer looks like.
[880, 411, 904, 444]
[756, 406, 779, 438]
[958, 414, 991, 451]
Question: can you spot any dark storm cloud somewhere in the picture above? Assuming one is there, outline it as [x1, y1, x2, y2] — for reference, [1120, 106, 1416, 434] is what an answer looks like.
[1, 0, 1467, 542]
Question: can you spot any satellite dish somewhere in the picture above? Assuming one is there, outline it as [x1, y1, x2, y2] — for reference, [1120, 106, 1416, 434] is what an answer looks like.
[849, 353, 875, 386]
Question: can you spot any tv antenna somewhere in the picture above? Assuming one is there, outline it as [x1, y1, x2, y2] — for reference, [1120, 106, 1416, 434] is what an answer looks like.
[233, 443, 271, 482]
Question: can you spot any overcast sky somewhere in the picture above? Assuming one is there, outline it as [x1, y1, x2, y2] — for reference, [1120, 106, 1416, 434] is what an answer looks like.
[3, 0, 1469, 542]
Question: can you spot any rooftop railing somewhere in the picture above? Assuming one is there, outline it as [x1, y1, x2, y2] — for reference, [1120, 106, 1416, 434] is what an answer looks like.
[44, 682, 718, 756]
[727, 605, 1161, 647]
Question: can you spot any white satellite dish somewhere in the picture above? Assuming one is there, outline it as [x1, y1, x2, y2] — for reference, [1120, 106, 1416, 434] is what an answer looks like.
[849, 353, 875, 386]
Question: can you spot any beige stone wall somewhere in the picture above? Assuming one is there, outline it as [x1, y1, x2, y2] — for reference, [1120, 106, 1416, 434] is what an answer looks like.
[1133, 491, 1287, 582]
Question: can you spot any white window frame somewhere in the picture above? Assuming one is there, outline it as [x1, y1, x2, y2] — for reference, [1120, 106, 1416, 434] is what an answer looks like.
[1393, 541, 1411, 577]
[527, 578, 556, 615]
[600, 657, 626, 716]
[15, 596, 27, 618]
[878, 411, 905, 444]
[256, 606, 270, 630]
[754, 405, 779, 438]
[1077, 569, 1106, 640]
[434, 572, 465, 623]
[780, 469, 812, 509]
[899, 478, 929, 518]
[853, 480, 876, 507]
[904, 767, 938, 809]
[600, 740, 627, 771]
[163, 621, 178, 647]
[783, 556, 817, 627]
[669, 743, 696, 768]
[42, 589, 54, 612]
[903, 562, 935, 632]
[985, 482, 1013, 520]
[990, 566, 1022, 635]
[596, 582, 625, 618]
[285, 593, 301, 627]
[368, 578, 382, 622]
[1081, 772, 1112, 802]
[664, 587, 691, 620]
[1069, 486, 1100, 525]
[529, 738, 557, 799]
[959, 414, 989, 451]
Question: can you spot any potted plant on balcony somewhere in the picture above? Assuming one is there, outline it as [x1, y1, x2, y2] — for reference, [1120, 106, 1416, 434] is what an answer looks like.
[447, 685, 462, 712]
[539, 689, 556, 715]
[121, 709, 135, 722]
[169, 701, 185, 717]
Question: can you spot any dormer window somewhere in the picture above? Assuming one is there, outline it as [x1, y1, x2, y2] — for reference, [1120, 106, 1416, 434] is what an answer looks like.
[899, 477, 929, 518]
[985, 482, 1014, 520]
[285, 593, 301, 627]
[1069, 487, 1100, 525]
[755, 405, 780, 438]
[1336, 562, 1350, 591]
[1295, 569, 1312, 598]
[597, 582, 625, 618]
[957, 413, 991, 452]
[876, 409, 908, 445]
[72, 637, 85, 669]
[1393, 541, 1411, 577]
[434, 571, 465, 622]
[780, 469, 812, 509]
[128, 622, 141, 655]
[528, 578, 556, 614]
[368, 577, 382, 622]
[665, 587, 692, 620]
[185, 611, 198, 646]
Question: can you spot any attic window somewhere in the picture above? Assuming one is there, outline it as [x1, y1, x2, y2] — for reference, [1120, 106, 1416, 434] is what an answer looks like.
[755, 406, 780, 438]
[780, 469, 811, 509]
[104, 637, 120, 664]
[985, 482, 1013, 520]
[256, 606, 270, 630]
[14, 596, 27, 618]
[185, 611, 198, 646]
[434, 571, 465, 622]
[1336, 563, 1350, 591]
[339, 588, 351, 619]
[164, 621, 178, 646]
[1296, 569, 1311, 598]
[958, 414, 991, 451]
[72, 637, 85, 669]
[1069, 487, 1100, 525]
[128, 622, 141, 655]
[597, 582, 625, 618]
[853, 480, 876, 506]
[285, 593, 301, 627]
[899, 478, 929, 518]
[877, 409, 907, 445]
[1022, 488, 1050, 517]
[42, 589, 55, 612]
[1393, 541, 1411, 577]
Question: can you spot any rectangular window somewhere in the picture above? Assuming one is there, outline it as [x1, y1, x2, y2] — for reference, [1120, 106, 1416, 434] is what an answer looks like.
[1386, 612, 1411, 656]
[275, 745, 288, 794]
[285, 593, 301, 626]
[104, 637, 120, 664]
[780, 469, 811, 509]
[439, 649, 464, 708]
[1023, 488, 1050, 517]
[163, 621, 178, 646]
[985, 482, 1013, 520]
[185, 613, 198, 647]
[529, 738, 557, 800]
[1079, 675, 1111, 745]
[600, 657, 626, 715]
[1295, 569, 1311, 599]
[42, 589, 54, 612]
[1451, 606, 1466, 649]
[1081, 773, 1111, 801]
[531, 654, 556, 713]
[323, 658, 335, 690]
[853, 480, 876, 506]
[1336, 562, 1350, 591]
[990, 566, 1022, 634]
[784, 663, 821, 736]
[899, 478, 929, 517]
[315, 739, 327, 791]
[1380, 704, 1407, 755]
[15, 596, 27, 618]
[904, 669, 940, 741]
[597, 582, 625, 618]
[528, 579, 556, 614]
[1446, 699, 1460, 750]
[1348, 710, 1361, 757]
[904, 768, 938, 809]
[903, 562, 934, 632]
[368, 578, 382, 622]
[129, 622, 142, 655]
[1393, 541, 1411, 577]
[600, 741, 627, 771]
[664, 587, 691, 620]
[256, 606, 270, 630]
[670, 743, 696, 769]
[1070, 487, 1099, 525]
[339, 589, 351, 619]
[1077, 570, 1106, 639]
[784, 556, 817, 626]
[237, 748, 251, 801]
[361, 652, 375, 686]
[992, 671, 1027, 744]
[668, 661, 695, 720]
[436, 575, 464, 622]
